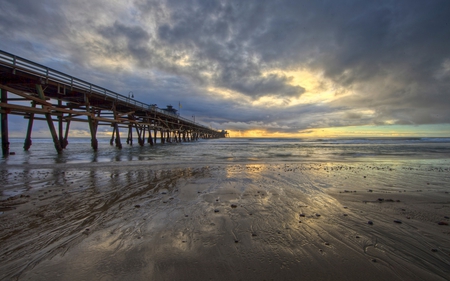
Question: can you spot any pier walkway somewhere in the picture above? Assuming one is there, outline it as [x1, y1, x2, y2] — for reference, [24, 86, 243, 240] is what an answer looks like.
[0, 50, 228, 156]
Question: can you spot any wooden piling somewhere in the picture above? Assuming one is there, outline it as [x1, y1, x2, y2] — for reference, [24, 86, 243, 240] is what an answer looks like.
[86, 95, 98, 150]
[114, 123, 122, 149]
[36, 85, 62, 154]
[1, 88, 9, 156]
[23, 101, 36, 151]
[147, 125, 154, 146]
[63, 111, 71, 149]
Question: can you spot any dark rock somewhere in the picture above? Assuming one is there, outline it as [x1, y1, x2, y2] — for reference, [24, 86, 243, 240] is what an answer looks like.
[300, 213, 306, 217]
[134, 205, 141, 208]
[378, 198, 384, 202]
[394, 219, 402, 224]
[315, 213, 321, 217]
[431, 248, 438, 252]
[368, 221, 373, 225]
[437, 221, 448, 225]
[372, 259, 377, 262]
[231, 204, 238, 208]
[214, 209, 220, 213]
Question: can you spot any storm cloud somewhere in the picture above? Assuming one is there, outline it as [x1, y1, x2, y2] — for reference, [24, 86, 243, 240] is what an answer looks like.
[0, 0, 449, 136]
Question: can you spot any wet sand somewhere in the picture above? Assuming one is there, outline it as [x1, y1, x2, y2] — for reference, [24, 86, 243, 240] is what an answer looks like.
[1, 162, 449, 280]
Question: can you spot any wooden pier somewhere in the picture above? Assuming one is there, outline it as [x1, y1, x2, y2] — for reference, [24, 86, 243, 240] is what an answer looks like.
[0, 50, 228, 156]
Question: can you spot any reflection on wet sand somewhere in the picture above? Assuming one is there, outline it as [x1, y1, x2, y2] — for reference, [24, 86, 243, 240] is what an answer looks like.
[1, 163, 449, 280]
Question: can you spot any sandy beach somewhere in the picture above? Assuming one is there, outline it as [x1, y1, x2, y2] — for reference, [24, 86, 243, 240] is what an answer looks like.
[1, 161, 449, 280]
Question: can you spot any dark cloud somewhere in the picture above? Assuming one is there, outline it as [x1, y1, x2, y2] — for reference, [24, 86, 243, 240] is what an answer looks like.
[0, 0, 449, 136]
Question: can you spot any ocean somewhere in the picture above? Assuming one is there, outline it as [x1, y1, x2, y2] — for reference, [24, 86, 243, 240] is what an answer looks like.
[2, 137, 450, 166]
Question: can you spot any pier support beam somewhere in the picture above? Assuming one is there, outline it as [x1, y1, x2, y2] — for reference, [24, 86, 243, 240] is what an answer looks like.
[62, 112, 71, 149]
[136, 125, 144, 146]
[127, 120, 133, 145]
[23, 102, 36, 151]
[114, 123, 122, 149]
[1, 88, 9, 156]
[160, 129, 165, 144]
[140, 126, 146, 146]
[57, 99, 65, 149]
[36, 85, 62, 154]
[110, 125, 115, 146]
[147, 126, 154, 146]
[86, 96, 98, 151]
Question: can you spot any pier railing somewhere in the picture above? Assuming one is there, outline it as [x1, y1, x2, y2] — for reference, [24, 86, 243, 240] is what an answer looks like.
[0, 50, 213, 131]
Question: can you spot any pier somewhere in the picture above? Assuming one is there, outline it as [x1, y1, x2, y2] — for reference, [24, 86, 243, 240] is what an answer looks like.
[0, 50, 228, 156]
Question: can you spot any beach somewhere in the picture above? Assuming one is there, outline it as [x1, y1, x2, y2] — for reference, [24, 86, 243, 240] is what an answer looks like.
[1, 138, 450, 280]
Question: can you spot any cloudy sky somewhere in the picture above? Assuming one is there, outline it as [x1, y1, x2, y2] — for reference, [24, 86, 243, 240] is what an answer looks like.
[1, 0, 450, 137]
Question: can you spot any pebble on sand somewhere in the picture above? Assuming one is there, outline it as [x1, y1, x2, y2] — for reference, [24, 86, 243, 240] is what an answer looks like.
[214, 209, 220, 213]
[368, 221, 373, 225]
[437, 221, 448, 225]
[394, 219, 402, 224]
[231, 204, 238, 208]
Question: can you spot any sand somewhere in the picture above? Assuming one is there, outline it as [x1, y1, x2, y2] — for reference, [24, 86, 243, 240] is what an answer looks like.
[1, 162, 449, 280]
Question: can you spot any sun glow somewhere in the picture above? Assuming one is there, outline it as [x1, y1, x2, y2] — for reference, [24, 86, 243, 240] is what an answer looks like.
[227, 124, 450, 138]
[260, 68, 350, 106]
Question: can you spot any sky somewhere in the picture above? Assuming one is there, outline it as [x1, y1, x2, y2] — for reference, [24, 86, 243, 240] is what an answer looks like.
[1, 0, 450, 138]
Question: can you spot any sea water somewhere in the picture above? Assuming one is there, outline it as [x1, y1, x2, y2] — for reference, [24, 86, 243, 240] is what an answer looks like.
[1, 137, 450, 167]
